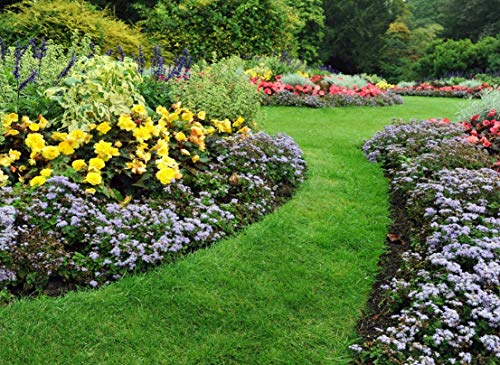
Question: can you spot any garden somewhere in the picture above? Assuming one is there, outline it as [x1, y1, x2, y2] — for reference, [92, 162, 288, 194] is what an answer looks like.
[0, 0, 499, 364]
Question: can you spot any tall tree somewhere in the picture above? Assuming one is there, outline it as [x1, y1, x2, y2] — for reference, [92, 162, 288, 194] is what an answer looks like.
[438, 0, 500, 41]
[320, 0, 405, 73]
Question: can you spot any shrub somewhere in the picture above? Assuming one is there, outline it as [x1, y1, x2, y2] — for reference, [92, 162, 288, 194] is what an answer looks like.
[280, 73, 315, 87]
[323, 73, 368, 89]
[139, 0, 297, 62]
[171, 56, 262, 127]
[0, 0, 150, 57]
[45, 55, 146, 131]
[244, 54, 308, 81]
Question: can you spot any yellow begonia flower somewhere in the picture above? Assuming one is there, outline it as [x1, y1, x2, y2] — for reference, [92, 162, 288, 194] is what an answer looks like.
[213, 119, 232, 134]
[58, 141, 75, 155]
[89, 157, 105, 171]
[72, 159, 87, 171]
[30, 176, 46, 187]
[118, 114, 136, 131]
[25, 133, 46, 152]
[9, 149, 21, 161]
[28, 159, 36, 166]
[96, 122, 112, 135]
[172, 102, 181, 110]
[180, 149, 190, 156]
[19, 165, 27, 172]
[114, 141, 122, 148]
[3, 113, 18, 127]
[37, 115, 48, 129]
[133, 126, 153, 142]
[40, 168, 53, 177]
[28, 122, 40, 132]
[233, 116, 245, 128]
[175, 132, 187, 142]
[0, 156, 12, 167]
[88, 123, 97, 130]
[131, 104, 148, 119]
[167, 112, 180, 123]
[0, 170, 8, 186]
[125, 159, 147, 174]
[156, 106, 169, 116]
[94, 140, 119, 161]
[85, 188, 96, 194]
[84, 172, 102, 185]
[155, 139, 170, 157]
[197, 111, 206, 120]
[237, 126, 251, 134]
[156, 168, 177, 184]
[68, 130, 89, 146]
[42, 146, 60, 160]
[206, 126, 216, 135]
[181, 111, 193, 121]
[191, 155, 200, 163]
[52, 132, 68, 142]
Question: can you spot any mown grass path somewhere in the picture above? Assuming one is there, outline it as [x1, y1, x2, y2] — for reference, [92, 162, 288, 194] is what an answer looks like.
[0, 97, 465, 364]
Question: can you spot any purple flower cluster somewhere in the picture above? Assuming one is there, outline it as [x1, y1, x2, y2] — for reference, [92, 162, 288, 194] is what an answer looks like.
[0, 132, 306, 299]
[260, 90, 403, 108]
[354, 120, 500, 363]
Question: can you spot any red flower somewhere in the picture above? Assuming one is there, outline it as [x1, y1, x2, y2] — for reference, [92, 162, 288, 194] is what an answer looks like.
[487, 109, 497, 117]
[471, 114, 480, 121]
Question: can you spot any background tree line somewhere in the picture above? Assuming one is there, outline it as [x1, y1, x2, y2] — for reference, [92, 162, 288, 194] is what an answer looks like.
[0, 0, 498, 81]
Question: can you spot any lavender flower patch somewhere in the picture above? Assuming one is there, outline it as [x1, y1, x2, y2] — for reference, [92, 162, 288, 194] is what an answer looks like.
[0, 132, 306, 299]
[353, 120, 500, 364]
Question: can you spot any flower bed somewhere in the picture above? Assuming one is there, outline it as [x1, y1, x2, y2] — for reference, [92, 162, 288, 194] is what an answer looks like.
[393, 83, 498, 98]
[352, 120, 500, 364]
[0, 41, 307, 302]
[0, 127, 306, 299]
[253, 76, 403, 108]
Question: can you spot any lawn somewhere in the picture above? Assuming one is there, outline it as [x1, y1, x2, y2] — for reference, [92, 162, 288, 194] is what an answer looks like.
[0, 97, 466, 364]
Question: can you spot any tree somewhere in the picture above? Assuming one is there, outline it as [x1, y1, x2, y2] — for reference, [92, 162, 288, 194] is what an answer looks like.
[438, 0, 500, 41]
[320, 0, 405, 73]
[285, 0, 325, 63]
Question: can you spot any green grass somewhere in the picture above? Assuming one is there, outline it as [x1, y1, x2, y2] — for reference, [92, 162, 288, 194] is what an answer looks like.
[0, 97, 466, 364]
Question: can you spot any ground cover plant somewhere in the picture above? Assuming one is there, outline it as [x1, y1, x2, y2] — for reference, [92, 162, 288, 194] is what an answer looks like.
[0, 97, 463, 364]
[352, 94, 500, 363]
[393, 81, 499, 99]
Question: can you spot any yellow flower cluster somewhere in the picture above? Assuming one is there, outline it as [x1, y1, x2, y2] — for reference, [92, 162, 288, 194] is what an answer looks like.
[1, 103, 251, 194]
[244, 65, 273, 81]
[376, 81, 395, 90]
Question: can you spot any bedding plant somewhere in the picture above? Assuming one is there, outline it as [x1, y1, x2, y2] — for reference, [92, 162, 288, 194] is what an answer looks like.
[352, 108, 499, 363]
[0, 40, 307, 303]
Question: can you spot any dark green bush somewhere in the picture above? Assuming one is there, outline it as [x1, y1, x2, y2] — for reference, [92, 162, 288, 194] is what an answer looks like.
[139, 0, 298, 62]
[417, 35, 500, 78]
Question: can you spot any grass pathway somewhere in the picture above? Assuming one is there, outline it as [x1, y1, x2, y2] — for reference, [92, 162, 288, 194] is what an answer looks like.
[0, 97, 465, 364]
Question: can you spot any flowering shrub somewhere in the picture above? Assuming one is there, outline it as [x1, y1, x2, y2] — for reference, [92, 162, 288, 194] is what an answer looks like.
[0, 132, 306, 298]
[353, 119, 500, 364]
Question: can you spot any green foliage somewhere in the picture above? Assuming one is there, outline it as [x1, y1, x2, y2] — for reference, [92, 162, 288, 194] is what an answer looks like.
[281, 73, 315, 87]
[139, 76, 175, 111]
[285, 0, 325, 63]
[45, 55, 145, 130]
[323, 73, 368, 89]
[139, 0, 298, 62]
[0, 0, 150, 57]
[417, 36, 500, 78]
[171, 56, 261, 126]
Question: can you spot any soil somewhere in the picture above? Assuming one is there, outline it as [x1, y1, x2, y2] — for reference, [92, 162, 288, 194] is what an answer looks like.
[354, 188, 414, 343]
